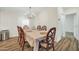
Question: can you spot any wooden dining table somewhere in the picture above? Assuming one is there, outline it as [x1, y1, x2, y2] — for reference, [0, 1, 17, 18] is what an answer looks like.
[24, 30, 47, 51]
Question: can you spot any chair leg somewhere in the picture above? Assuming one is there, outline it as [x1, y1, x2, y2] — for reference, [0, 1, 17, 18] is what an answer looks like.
[22, 43, 25, 51]
[22, 46, 24, 51]
[53, 44, 54, 51]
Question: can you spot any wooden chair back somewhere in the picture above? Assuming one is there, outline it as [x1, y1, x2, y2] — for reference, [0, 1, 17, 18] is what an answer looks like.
[42, 25, 47, 31]
[37, 25, 41, 31]
[17, 26, 25, 50]
[46, 27, 56, 51]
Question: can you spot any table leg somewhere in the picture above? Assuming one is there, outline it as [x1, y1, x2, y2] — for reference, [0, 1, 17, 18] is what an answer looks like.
[33, 39, 39, 51]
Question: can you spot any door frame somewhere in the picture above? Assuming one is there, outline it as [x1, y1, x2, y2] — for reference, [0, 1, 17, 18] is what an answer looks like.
[64, 11, 79, 39]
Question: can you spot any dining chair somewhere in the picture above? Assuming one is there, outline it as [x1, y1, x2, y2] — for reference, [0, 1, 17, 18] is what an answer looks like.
[17, 26, 26, 51]
[17, 26, 21, 45]
[37, 25, 42, 31]
[39, 27, 56, 51]
[23, 25, 29, 30]
[42, 25, 47, 31]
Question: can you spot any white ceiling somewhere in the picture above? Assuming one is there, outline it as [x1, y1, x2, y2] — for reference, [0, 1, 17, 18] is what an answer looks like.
[0, 7, 77, 13]
[0, 7, 58, 18]
[0, 7, 47, 15]
[63, 7, 79, 10]
[0, 7, 58, 14]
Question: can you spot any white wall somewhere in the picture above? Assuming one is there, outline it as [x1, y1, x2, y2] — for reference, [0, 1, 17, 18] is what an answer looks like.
[34, 8, 58, 30]
[57, 8, 65, 41]
[0, 10, 35, 37]
[17, 16, 29, 27]
[33, 8, 59, 41]
[0, 10, 18, 37]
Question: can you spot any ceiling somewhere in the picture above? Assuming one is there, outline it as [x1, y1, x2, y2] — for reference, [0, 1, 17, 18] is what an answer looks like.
[0, 7, 77, 13]
[63, 7, 79, 10]
[0, 7, 58, 14]
[0, 7, 47, 15]
[0, 7, 58, 18]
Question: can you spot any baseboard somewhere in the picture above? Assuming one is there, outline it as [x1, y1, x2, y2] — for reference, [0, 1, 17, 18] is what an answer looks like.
[9, 36, 18, 39]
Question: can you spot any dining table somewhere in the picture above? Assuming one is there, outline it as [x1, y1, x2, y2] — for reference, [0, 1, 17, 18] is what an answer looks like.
[24, 30, 47, 51]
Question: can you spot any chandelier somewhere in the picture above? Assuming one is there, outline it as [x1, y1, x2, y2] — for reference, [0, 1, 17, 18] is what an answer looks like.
[26, 7, 35, 19]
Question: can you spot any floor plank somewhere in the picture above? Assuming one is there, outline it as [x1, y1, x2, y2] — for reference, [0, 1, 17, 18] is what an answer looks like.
[0, 37, 32, 51]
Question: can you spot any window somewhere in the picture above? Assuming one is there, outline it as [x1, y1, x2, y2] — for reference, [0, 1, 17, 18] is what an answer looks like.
[22, 19, 29, 26]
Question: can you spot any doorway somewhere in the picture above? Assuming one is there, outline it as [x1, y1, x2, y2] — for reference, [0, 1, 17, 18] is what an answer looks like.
[64, 13, 76, 37]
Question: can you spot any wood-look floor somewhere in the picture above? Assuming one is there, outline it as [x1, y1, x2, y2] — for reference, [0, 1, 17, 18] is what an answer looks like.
[0, 37, 32, 51]
[0, 37, 78, 51]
